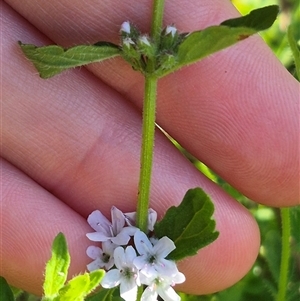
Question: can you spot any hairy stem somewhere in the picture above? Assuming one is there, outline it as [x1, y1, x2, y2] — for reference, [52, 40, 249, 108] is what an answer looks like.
[136, 0, 165, 231]
[276, 207, 291, 301]
[136, 76, 158, 232]
[151, 0, 166, 44]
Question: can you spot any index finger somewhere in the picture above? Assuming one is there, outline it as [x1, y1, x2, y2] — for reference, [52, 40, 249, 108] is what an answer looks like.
[7, 0, 299, 206]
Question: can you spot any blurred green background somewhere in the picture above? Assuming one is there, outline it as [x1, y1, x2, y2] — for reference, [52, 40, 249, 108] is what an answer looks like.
[11, 0, 299, 300]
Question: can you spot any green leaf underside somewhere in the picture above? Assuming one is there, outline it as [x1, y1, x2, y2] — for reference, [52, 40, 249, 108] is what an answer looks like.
[287, 25, 300, 79]
[43, 232, 70, 297]
[19, 42, 121, 78]
[158, 5, 279, 77]
[0, 277, 15, 301]
[154, 188, 219, 261]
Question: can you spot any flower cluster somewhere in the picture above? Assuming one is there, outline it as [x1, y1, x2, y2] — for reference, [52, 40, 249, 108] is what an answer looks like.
[119, 21, 185, 75]
[86, 206, 185, 301]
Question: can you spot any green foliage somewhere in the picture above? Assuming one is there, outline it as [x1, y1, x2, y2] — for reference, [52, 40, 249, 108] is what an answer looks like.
[19, 6, 278, 80]
[57, 270, 105, 301]
[221, 5, 279, 30]
[42, 233, 104, 301]
[233, 0, 300, 79]
[175, 206, 299, 301]
[43, 233, 70, 298]
[0, 276, 15, 301]
[18, 42, 121, 78]
[154, 188, 219, 261]
[157, 5, 279, 77]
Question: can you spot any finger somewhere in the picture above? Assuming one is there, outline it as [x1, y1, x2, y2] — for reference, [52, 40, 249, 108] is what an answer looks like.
[2, 4, 260, 295]
[1, 159, 259, 296]
[6, 0, 299, 206]
[0, 158, 92, 295]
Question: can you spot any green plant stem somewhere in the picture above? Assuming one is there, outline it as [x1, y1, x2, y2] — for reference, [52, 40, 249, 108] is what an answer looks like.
[136, 76, 157, 232]
[276, 207, 291, 301]
[136, 0, 165, 232]
[151, 0, 165, 44]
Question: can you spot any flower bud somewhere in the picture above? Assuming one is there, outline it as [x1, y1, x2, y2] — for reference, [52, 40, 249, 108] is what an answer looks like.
[137, 35, 156, 58]
[165, 25, 177, 37]
[160, 24, 180, 52]
[123, 37, 135, 48]
[120, 21, 131, 34]
[120, 21, 140, 41]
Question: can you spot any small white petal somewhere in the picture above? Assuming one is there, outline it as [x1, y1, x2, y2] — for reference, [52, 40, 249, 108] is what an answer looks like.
[139, 35, 151, 46]
[139, 273, 156, 286]
[124, 211, 136, 226]
[153, 236, 175, 258]
[121, 21, 131, 34]
[158, 285, 180, 301]
[111, 226, 137, 245]
[133, 255, 147, 270]
[86, 231, 110, 242]
[134, 230, 153, 255]
[86, 245, 102, 260]
[101, 269, 121, 288]
[148, 209, 157, 231]
[87, 258, 104, 272]
[123, 37, 135, 48]
[141, 285, 158, 301]
[102, 240, 117, 254]
[154, 258, 178, 277]
[113, 247, 126, 270]
[87, 210, 111, 234]
[120, 278, 138, 301]
[172, 271, 186, 284]
[165, 25, 177, 37]
[111, 206, 126, 235]
[124, 245, 137, 264]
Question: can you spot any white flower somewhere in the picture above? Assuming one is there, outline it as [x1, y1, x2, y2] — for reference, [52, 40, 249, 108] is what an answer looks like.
[101, 246, 140, 301]
[138, 35, 151, 46]
[86, 241, 116, 271]
[125, 208, 157, 231]
[86, 207, 137, 245]
[123, 37, 135, 48]
[165, 25, 177, 37]
[121, 21, 131, 34]
[140, 272, 185, 301]
[133, 230, 178, 278]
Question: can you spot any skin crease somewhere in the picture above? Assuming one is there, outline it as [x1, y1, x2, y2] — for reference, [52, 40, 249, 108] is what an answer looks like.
[1, 0, 299, 297]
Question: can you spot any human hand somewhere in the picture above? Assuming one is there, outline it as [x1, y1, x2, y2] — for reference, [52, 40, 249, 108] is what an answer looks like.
[1, 0, 299, 296]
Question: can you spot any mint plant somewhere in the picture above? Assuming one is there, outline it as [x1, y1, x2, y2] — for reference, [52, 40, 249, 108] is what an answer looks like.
[13, 0, 280, 300]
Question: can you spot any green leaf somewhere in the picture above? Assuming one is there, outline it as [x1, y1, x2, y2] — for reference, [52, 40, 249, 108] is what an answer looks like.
[287, 25, 300, 80]
[58, 274, 89, 301]
[220, 5, 279, 31]
[19, 42, 121, 78]
[0, 277, 15, 301]
[87, 270, 105, 295]
[154, 187, 219, 261]
[57, 273, 94, 301]
[58, 270, 104, 301]
[157, 5, 279, 77]
[43, 233, 70, 298]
